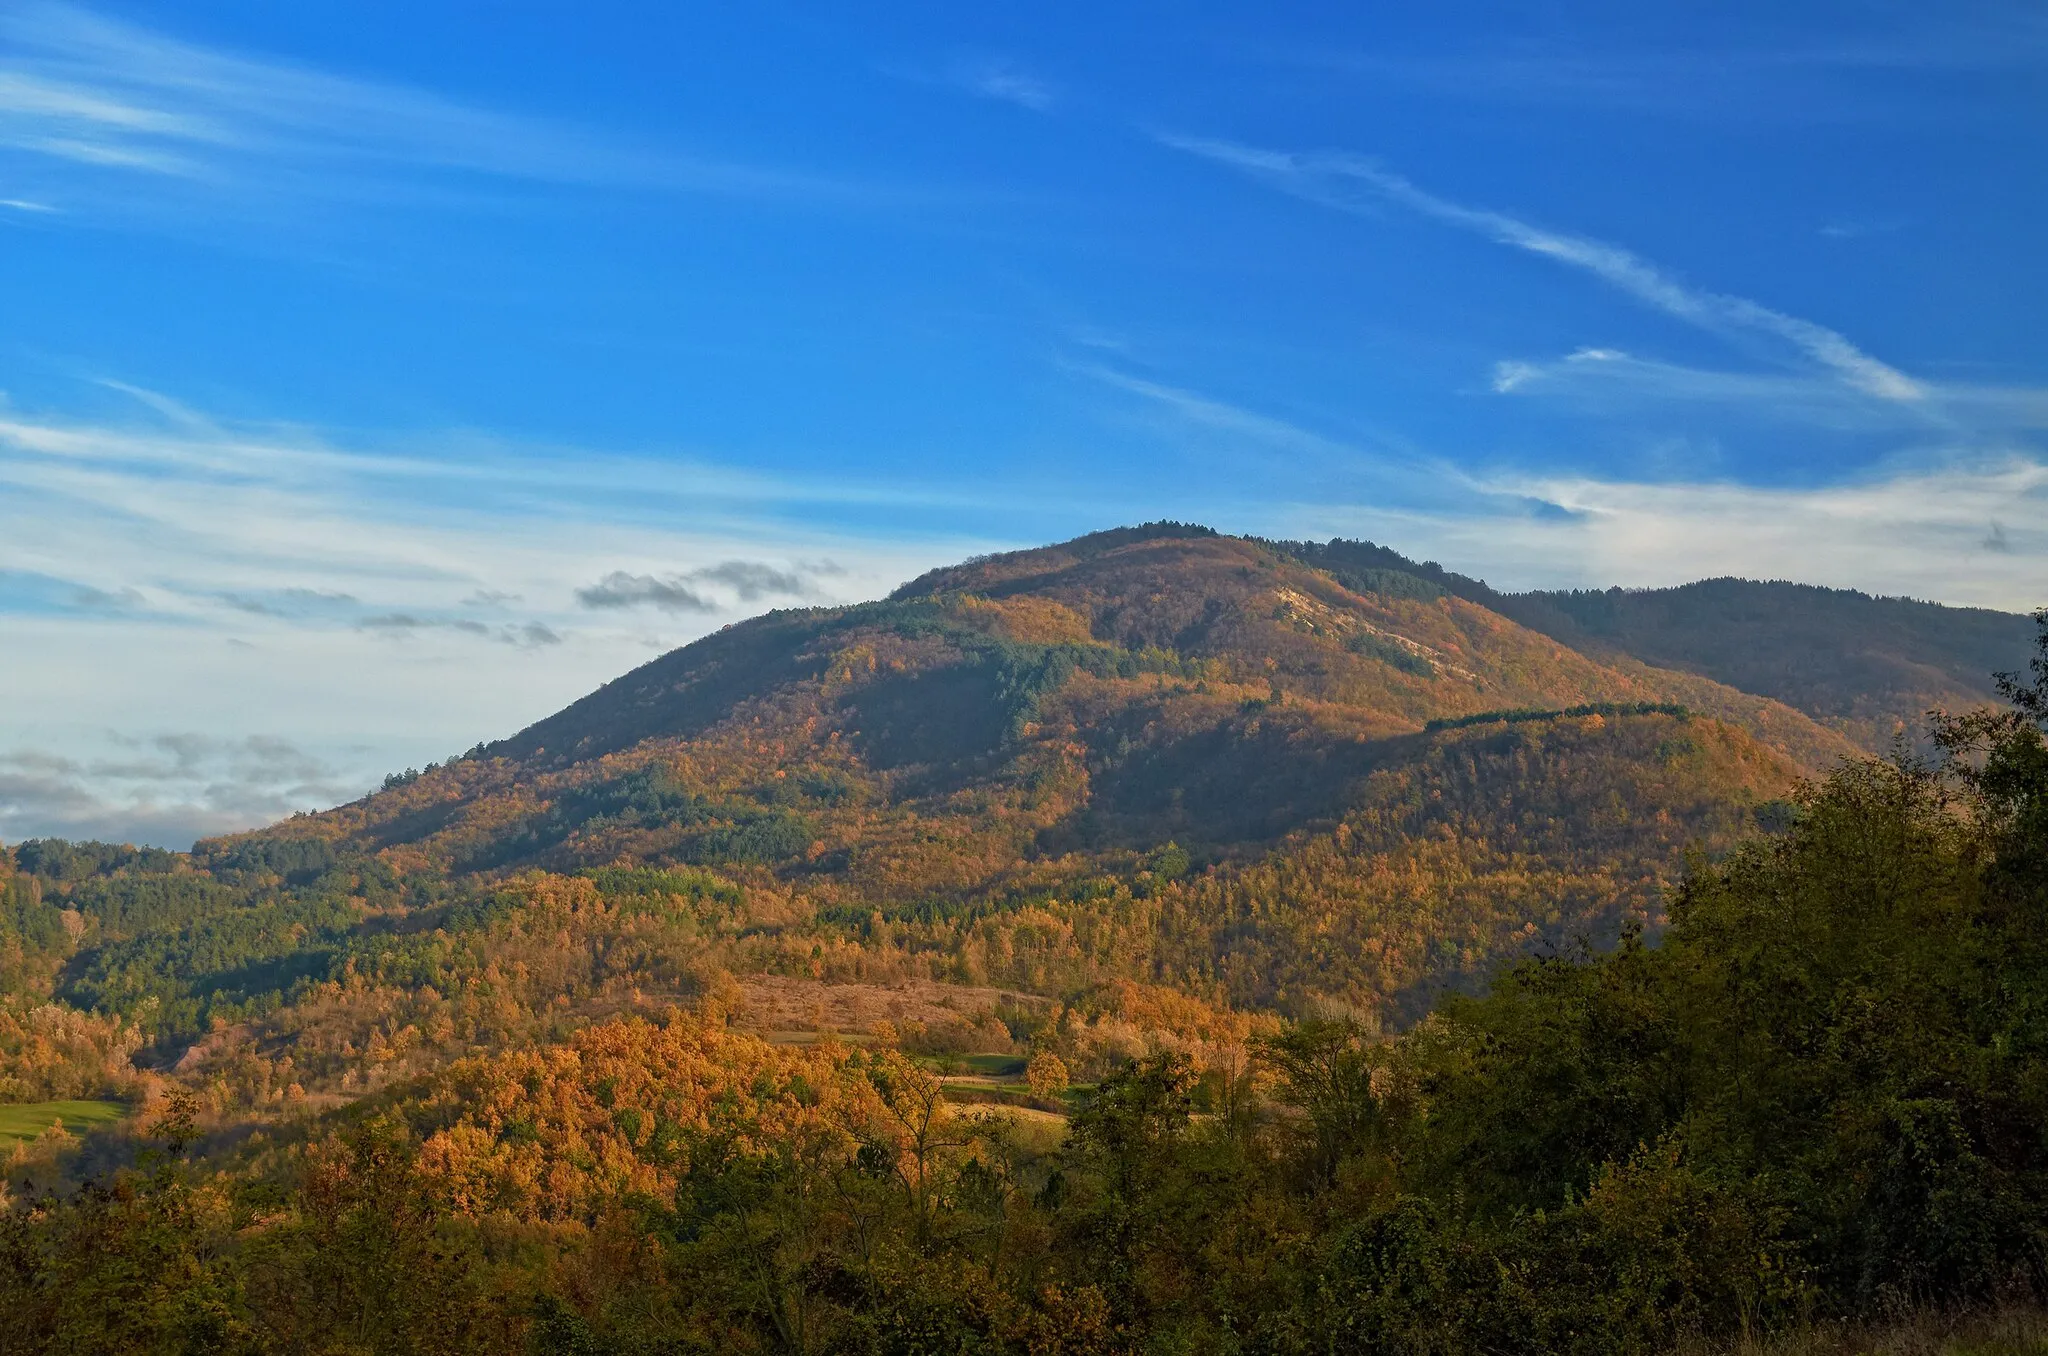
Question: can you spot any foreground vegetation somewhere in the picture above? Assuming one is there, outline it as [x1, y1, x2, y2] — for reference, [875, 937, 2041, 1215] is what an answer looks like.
[0, 615, 2042, 1353]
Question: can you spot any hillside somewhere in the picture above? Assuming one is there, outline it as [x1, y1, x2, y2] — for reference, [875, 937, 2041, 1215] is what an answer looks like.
[305, 528, 1838, 953]
[0, 525, 1872, 1109]
[9, 522, 2022, 1100]
[5, 623, 2045, 1356]
[6, 523, 2046, 1353]
[1499, 579, 2034, 750]
[1272, 536, 2036, 751]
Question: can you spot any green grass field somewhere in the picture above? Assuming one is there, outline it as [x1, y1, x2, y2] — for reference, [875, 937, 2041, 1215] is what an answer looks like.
[960, 1053, 1027, 1077]
[0, 1099, 128, 1147]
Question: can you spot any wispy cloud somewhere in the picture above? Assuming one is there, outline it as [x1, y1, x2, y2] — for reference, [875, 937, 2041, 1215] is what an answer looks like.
[1277, 14, 2048, 122]
[1487, 456, 2048, 604]
[1159, 134, 1925, 403]
[1489, 348, 2048, 435]
[1273, 454, 2048, 611]
[218, 587, 357, 618]
[0, 395, 978, 638]
[357, 613, 562, 647]
[0, 2, 901, 213]
[1081, 364, 1359, 460]
[1818, 219, 1906, 240]
[1076, 361, 1438, 487]
[0, 569, 153, 616]
[947, 57, 1057, 112]
[1066, 358, 2048, 611]
[1488, 348, 1900, 429]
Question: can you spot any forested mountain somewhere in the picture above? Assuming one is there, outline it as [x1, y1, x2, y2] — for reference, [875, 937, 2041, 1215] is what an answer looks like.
[2, 524, 1991, 1100]
[3, 524, 2044, 1353]
[1273, 536, 2035, 751]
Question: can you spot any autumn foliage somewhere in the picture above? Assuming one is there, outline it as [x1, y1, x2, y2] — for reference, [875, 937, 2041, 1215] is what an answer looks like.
[1, 531, 2042, 1353]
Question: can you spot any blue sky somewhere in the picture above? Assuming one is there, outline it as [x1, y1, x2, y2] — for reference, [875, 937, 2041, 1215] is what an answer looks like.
[3, 1, 2045, 845]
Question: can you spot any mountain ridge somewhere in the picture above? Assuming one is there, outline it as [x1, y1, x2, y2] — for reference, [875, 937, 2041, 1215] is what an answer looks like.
[1266, 532, 2033, 751]
[312, 526, 1854, 869]
[110, 526, 1843, 1043]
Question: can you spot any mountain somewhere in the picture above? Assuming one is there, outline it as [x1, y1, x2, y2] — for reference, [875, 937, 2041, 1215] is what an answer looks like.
[8, 523, 2047, 1353]
[322, 525, 1847, 900]
[4, 523, 2025, 1101]
[1272, 536, 2037, 751]
[128, 528, 1834, 1046]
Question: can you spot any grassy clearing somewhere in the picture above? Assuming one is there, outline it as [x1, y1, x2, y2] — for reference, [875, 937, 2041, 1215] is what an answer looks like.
[0, 1099, 127, 1147]
[960, 1053, 1027, 1077]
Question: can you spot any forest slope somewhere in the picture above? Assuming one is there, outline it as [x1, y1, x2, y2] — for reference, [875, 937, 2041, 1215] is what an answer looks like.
[4, 524, 1983, 1108]
[8, 671, 2048, 1356]
[1273, 536, 2034, 750]
[292, 528, 1836, 904]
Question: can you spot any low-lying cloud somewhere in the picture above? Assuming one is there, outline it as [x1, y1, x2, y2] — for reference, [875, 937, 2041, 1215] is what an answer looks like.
[576, 559, 822, 613]
[691, 560, 811, 601]
[356, 613, 561, 646]
[0, 732, 368, 848]
[575, 573, 715, 614]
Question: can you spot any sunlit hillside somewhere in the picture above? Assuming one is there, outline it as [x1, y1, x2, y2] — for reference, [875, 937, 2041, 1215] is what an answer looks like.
[1272, 537, 2037, 752]
[5, 526, 2046, 1354]
[0, 527, 1879, 1109]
